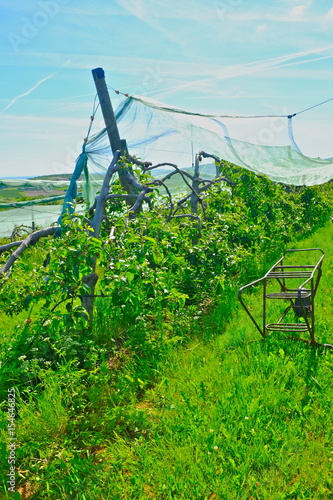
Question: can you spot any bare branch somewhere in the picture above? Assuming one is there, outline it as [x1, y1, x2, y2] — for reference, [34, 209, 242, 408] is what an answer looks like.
[198, 150, 221, 163]
[91, 151, 121, 237]
[81, 272, 99, 320]
[10, 224, 33, 242]
[0, 241, 23, 254]
[121, 169, 154, 193]
[105, 193, 152, 211]
[149, 179, 174, 217]
[176, 193, 191, 206]
[161, 165, 196, 196]
[191, 154, 200, 214]
[105, 194, 137, 202]
[129, 155, 152, 169]
[198, 176, 235, 192]
[144, 162, 178, 171]
[198, 151, 235, 184]
[0, 226, 58, 279]
[146, 163, 194, 182]
[128, 188, 152, 215]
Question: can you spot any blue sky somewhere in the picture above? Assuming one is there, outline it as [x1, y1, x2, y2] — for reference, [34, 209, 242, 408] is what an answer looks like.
[1, 0, 333, 176]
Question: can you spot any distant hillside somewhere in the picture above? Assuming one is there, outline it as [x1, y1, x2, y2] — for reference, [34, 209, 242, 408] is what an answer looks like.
[32, 173, 74, 181]
[30, 163, 218, 195]
[151, 162, 218, 194]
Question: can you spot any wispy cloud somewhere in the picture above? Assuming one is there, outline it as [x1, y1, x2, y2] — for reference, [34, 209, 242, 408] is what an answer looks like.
[115, 0, 214, 22]
[2, 45, 331, 110]
[114, 0, 325, 26]
[16, 44, 333, 77]
[1, 59, 72, 113]
[256, 24, 268, 33]
[144, 45, 333, 97]
[2, 71, 59, 112]
[114, 0, 214, 52]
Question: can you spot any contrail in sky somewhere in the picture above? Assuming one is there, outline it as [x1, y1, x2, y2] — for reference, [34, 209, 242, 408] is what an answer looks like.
[2, 70, 59, 112]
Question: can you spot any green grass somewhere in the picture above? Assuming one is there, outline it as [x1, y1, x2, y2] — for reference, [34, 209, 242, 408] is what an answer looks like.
[1, 165, 333, 499]
[1, 222, 332, 499]
[78, 222, 332, 499]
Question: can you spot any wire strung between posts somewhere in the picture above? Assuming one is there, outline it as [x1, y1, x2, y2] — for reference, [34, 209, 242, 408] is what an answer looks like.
[107, 85, 130, 98]
[107, 85, 333, 120]
[84, 93, 101, 142]
[294, 97, 333, 116]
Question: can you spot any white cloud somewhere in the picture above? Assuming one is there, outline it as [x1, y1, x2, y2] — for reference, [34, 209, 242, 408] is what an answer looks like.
[22, 44, 333, 75]
[291, 4, 306, 15]
[256, 24, 267, 33]
[326, 5, 333, 18]
[2, 45, 333, 108]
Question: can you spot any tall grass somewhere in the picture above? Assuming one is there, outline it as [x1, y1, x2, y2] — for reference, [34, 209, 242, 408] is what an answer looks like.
[0, 222, 331, 499]
[81, 222, 332, 499]
[1, 172, 333, 499]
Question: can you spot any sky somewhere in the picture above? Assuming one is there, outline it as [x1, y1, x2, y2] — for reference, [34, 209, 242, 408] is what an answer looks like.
[1, 0, 333, 177]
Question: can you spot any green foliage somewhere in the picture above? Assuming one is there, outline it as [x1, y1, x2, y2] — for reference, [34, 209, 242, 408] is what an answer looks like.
[1, 167, 333, 498]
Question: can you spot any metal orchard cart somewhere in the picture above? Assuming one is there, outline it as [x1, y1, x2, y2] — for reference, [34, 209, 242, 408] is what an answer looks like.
[238, 248, 332, 347]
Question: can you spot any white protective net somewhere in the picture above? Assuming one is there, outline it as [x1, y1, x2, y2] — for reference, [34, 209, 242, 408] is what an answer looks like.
[114, 94, 333, 186]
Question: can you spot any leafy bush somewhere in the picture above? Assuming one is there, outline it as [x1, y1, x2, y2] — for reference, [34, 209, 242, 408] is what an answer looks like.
[1, 165, 332, 498]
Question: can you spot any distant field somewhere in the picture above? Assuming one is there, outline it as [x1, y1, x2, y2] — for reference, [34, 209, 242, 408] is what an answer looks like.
[0, 188, 25, 200]
[23, 189, 65, 198]
[0, 187, 66, 203]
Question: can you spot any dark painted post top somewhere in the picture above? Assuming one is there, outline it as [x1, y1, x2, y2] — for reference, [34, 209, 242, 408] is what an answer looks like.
[92, 67, 121, 154]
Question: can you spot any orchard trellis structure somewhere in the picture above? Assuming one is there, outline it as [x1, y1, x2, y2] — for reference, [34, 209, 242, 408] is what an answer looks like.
[1, 67, 333, 345]
[90, 67, 233, 220]
[0, 68, 233, 321]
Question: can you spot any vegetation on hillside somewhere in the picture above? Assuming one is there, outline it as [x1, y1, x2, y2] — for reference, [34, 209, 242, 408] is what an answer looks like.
[0, 163, 333, 499]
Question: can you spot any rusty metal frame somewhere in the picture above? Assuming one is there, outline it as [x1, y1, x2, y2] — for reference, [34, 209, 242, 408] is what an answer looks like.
[238, 248, 333, 348]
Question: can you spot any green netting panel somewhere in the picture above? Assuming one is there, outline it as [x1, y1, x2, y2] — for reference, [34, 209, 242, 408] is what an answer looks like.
[0, 205, 86, 239]
[115, 95, 333, 186]
[2, 91, 333, 239]
[0, 179, 71, 189]
[57, 127, 114, 225]
[0, 195, 65, 209]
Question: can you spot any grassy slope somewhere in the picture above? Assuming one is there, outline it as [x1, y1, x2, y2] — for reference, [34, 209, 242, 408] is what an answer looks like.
[88, 222, 333, 500]
[1, 223, 333, 499]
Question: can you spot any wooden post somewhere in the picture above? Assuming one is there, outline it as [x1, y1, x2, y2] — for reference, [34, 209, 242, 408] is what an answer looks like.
[190, 154, 200, 214]
[91, 67, 121, 154]
[91, 67, 135, 196]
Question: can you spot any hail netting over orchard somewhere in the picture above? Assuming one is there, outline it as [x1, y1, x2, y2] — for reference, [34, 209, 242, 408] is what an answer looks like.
[112, 93, 333, 187]
[1, 69, 333, 238]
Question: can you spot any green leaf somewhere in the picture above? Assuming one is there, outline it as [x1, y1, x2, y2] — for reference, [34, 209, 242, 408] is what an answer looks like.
[144, 236, 157, 244]
[126, 271, 135, 283]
